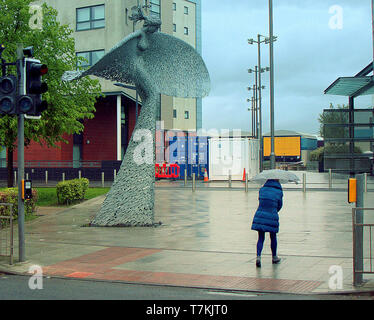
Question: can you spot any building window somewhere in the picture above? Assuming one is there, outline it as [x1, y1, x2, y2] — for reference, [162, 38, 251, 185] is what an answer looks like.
[173, 109, 177, 118]
[173, 23, 176, 32]
[184, 27, 188, 35]
[76, 5, 105, 31]
[76, 50, 105, 68]
[184, 6, 188, 14]
[173, 2, 176, 11]
[150, 0, 161, 19]
[184, 111, 189, 119]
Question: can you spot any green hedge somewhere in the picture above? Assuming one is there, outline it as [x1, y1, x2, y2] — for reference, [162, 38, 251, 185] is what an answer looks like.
[56, 178, 89, 205]
[0, 188, 38, 226]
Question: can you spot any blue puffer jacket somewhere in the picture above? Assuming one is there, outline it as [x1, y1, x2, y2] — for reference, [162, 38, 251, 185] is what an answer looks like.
[251, 179, 283, 233]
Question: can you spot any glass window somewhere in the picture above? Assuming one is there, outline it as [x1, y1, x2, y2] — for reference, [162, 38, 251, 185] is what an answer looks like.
[173, 23, 176, 32]
[184, 27, 188, 35]
[92, 5, 105, 20]
[77, 5, 105, 31]
[76, 52, 90, 68]
[77, 7, 90, 22]
[184, 6, 188, 14]
[91, 50, 105, 65]
[184, 111, 189, 119]
[76, 50, 105, 68]
[150, 0, 161, 19]
[173, 109, 177, 118]
[173, 2, 176, 11]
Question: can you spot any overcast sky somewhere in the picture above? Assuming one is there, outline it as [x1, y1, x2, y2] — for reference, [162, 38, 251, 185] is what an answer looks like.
[200, 0, 373, 136]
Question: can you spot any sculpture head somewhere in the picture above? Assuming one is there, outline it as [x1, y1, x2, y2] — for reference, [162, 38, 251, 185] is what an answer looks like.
[62, 7, 210, 100]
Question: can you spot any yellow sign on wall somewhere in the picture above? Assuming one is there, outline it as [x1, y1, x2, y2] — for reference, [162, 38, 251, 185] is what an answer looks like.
[263, 136, 301, 157]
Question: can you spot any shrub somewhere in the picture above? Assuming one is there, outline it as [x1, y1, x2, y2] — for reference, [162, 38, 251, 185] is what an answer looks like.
[0, 188, 38, 227]
[56, 178, 89, 205]
[310, 145, 363, 162]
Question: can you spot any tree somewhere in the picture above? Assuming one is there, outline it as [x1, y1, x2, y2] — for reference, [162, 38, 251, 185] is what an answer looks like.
[318, 103, 349, 140]
[0, 0, 102, 186]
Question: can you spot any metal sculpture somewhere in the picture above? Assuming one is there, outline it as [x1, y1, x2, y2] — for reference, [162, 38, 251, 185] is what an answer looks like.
[62, 5, 210, 226]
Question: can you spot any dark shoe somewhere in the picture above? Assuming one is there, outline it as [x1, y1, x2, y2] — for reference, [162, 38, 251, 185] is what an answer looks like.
[256, 256, 261, 268]
[272, 256, 281, 264]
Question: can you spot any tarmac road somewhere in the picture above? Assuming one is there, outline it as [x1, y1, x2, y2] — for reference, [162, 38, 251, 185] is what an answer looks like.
[1, 273, 372, 301]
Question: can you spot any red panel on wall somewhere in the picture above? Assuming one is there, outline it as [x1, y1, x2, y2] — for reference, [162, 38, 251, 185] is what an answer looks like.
[82, 96, 117, 161]
[10, 95, 140, 164]
[13, 136, 72, 163]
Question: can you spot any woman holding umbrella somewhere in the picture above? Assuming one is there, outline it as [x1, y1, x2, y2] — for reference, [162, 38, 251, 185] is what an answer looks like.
[251, 178, 283, 267]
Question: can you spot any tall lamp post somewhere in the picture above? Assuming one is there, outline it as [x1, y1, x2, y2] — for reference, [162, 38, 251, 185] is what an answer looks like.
[248, 35, 271, 172]
[268, 0, 276, 169]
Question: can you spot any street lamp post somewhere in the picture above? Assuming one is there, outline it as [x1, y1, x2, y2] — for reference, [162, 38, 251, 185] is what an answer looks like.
[248, 35, 271, 171]
[268, 0, 276, 169]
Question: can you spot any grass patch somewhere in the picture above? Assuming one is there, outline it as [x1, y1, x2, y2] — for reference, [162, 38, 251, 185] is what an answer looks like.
[36, 187, 110, 207]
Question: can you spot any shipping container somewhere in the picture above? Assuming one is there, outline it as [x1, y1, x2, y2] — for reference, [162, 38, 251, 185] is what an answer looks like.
[208, 137, 259, 181]
[263, 136, 301, 162]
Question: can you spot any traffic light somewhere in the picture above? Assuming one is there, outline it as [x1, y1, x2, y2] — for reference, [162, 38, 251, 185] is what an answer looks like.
[18, 58, 48, 116]
[0, 75, 17, 115]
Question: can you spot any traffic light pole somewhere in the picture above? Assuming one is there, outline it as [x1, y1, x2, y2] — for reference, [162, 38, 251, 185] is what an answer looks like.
[16, 45, 25, 262]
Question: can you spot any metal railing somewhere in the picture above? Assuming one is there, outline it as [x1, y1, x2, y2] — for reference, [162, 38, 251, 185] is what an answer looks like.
[13, 160, 101, 168]
[0, 203, 14, 265]
[352, 207, 374, 284]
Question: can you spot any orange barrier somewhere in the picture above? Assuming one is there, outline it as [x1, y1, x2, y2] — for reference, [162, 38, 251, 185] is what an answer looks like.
[203, 168, 209, 182]
[155, 163, 180, 179]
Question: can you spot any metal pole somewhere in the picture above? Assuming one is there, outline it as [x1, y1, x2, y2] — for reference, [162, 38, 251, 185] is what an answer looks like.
[349, 97, 355, 176]
[354, 174, 365, 285]
[245, 172, 248, 192]
[269, 0, 276, 169]
[303, 172, 306, 193]
[192, 172, 195, 191]
[184, 169, 187, 185]
[364, 172, 367, 193]
[228, 170, 232, 188]
[45, 170, 48, 185]
[251, 96, 255, 137]
[62, 172, 65, 182]
[16, 45, 25, 262]
[329, 169, 332, 189]
[102, 172, 105, 187]
[257, 35, 263, 172]
[254, 66, 258, 138]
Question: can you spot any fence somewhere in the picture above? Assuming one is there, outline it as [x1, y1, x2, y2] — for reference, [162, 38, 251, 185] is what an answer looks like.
[0, 203, 14, 265]
[352, 207, 374, 285]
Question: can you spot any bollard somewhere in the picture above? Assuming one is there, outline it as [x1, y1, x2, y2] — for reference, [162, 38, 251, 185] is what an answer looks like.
[14, 171, 17, 187]
[192, 173, 196, 192]
[114, 169, 116, 180]
[45, 170, 48, 185]
[245, 173, 248, 192]
[102, 172, 105, 187]
[184, 169, 187, 186]
[78, 170, 81, 179]
[228, 170, 232, 188]
[303, 172, 306, 193]
[328, 169, 332, 189]
[62, 172, 65, 182]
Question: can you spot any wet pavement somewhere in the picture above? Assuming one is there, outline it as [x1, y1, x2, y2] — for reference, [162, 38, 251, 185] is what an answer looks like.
[1, 173, 374, 295]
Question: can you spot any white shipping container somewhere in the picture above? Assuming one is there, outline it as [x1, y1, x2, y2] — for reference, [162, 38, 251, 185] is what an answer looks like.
[208, 137, 260, 180]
